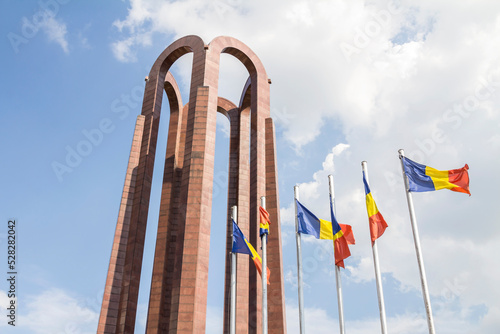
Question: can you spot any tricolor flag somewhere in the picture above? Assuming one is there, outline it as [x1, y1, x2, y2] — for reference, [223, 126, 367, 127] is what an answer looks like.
[401, 157, 470, 195]
[363, 172, 388, 245]
[329, 200, 355, 268]
[232, 220, 270, 284]
[296, 200, 354, 268]
[259, 206, 270, 236]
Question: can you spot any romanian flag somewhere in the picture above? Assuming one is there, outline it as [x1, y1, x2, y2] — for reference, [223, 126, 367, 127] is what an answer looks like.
[401, 157, 470, 195]
[363, 172, 388, 245]
[259, 206, 270, 237]
[296, 200, 353, 268]
[329, 199, 354, 268]
[231, 220, 270, 284]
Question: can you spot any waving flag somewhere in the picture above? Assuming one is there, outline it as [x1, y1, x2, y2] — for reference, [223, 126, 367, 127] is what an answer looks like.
[329, 200, 354, 268]
[401, 157, 470, 195]
[232, 220, 270, 284]
[296, 200, 353, 268]
[259, 206, 270, 236]
[363, 172, 388, 244]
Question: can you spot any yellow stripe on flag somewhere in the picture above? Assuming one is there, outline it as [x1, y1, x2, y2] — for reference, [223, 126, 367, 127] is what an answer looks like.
[365, 193, 379, 217]
[319, 219, 333, 239]
[425, 166, 454, 190]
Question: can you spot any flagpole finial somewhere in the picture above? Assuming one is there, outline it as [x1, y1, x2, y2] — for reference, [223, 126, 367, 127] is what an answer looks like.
[361, 161, 369, 183]
[361, 161, 368, 171]
[398, 149, 405, 158]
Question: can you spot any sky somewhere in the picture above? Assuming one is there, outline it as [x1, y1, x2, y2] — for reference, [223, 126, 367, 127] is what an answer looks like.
[1, 0, 500, 333]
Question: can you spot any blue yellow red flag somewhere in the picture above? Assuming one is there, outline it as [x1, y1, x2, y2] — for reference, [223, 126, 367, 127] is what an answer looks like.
[363, 171, 388, 245]
[401, 157, 470, 195]
[259, 206, 270, 237]
[232, 220, 270, 284]
[296, 199, 353, 268]
[329, 198, 353, 268]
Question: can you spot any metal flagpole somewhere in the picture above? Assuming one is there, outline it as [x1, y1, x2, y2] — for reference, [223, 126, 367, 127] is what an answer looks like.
[261, 196, 268, 334]
[361, 161, 388, 334]
[230, 205, 237, 334]
[294, 186, 306, 334]
[398, 149, 436, 334]
[328, 174, 345, 334]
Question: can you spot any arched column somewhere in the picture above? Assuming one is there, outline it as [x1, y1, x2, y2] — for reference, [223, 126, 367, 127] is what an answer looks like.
[98, 35, 206, 334]
[117, 35, 207, 334]
[146, 72, 185, 333]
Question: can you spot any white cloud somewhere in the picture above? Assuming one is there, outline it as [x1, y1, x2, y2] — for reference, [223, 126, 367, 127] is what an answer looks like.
[40, 16, 69, 54]
[108, 0, 500, 148]
[111, 32, 153, 62]
[206, 305, 224, 334]
[2, 288, 99, 334]
[286, 302, 487, 334]
[0, 290, 10, 328]
[281, 143, 350, 222]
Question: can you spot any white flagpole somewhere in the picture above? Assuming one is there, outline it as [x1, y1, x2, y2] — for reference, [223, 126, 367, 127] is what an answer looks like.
[328, 174, 345, 334]
[398, 149, 436, 334]
[294, 186, 306, 334]
[361, 161, 388, 334]
[261, 196, 268, 334]
[230, 205, 237, 334]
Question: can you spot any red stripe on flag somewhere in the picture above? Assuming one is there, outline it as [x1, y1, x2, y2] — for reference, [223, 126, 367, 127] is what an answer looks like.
[448, 164, 470, 195]
[253, 257, 270, 285]
[340, 224, 355, 245]
[369, 211, 388, 245]
[334, 236, 351, 268]
[259, 206, 271, 225]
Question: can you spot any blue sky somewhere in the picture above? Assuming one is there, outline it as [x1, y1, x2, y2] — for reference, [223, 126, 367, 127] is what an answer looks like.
[1, 0, 500, 333]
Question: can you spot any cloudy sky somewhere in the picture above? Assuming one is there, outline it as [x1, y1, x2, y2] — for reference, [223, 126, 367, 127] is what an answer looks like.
[1, 0, 500, 333]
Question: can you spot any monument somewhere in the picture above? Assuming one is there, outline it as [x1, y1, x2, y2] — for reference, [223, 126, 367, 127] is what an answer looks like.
[97, 35, 286, 333]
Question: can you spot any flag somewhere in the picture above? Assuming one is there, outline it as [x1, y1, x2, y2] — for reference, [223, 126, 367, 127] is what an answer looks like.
[329, 199, 353, 268]
[232, 220, 270, 284]
[259, 206, 270, 236]
[363, 172, 388, 245]
[401, 156, 470, 195]
[296, 199, 353, 268]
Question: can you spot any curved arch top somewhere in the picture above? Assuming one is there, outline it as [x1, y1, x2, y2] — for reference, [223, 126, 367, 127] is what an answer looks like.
[209, 36, 269, 81]
[142, 35, 271, 120]
[208, 36, 271, 119]
[149, 35, 205, 78]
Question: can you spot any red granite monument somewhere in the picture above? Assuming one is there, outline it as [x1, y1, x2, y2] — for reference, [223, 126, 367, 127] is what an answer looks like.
[97, 35, 286, 334]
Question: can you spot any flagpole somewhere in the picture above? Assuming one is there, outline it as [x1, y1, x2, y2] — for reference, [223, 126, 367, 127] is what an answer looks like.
[261, 196, 268, 334]
[361, 161, 388, 334]
[294, 186, 306, 334]
[398, 149, 436, 334]
[230, 205, 237, 334]
[328, 174, 345, 334]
